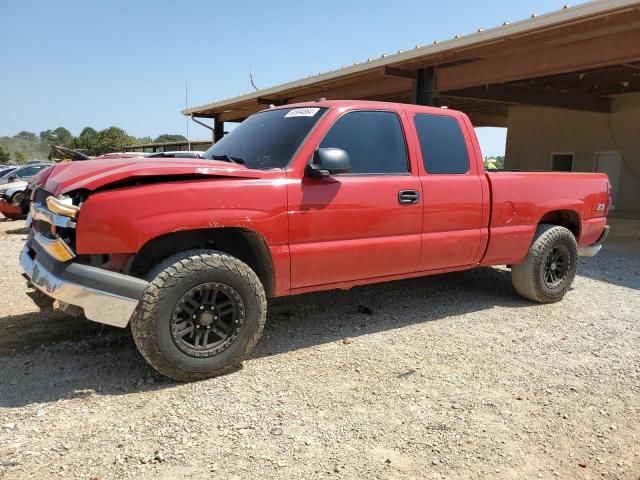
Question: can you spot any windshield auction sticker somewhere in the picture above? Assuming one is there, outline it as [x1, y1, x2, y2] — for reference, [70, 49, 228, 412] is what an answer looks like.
[284, 108, 320, 118]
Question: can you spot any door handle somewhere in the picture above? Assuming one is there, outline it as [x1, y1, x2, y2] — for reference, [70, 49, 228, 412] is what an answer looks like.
[398, 190, 420, 205]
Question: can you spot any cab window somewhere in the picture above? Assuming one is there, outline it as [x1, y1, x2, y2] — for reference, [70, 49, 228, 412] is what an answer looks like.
[414, 114, 470, 174]
[319, 111, 408, 174]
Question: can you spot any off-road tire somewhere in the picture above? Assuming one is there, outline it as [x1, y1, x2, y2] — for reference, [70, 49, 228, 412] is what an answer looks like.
[130, 249, 267, 381]
[511, 224, 578, 303]
[9, 191, 21, 206]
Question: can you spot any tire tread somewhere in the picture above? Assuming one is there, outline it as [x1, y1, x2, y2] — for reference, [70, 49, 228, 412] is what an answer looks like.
[130, 249, 267, 381]
[511, 224, 577, 303]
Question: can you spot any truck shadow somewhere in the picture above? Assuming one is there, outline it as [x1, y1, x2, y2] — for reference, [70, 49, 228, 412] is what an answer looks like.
[576, 245, 640, 291]
[0, 267, 529, 408]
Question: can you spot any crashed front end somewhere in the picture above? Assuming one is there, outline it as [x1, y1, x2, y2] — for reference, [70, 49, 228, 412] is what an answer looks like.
[20, 189, 148, 327]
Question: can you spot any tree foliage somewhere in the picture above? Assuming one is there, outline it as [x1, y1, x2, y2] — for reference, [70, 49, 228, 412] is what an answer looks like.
[483, 155, 505, 170]
[72, 127, 99, 153]
[0, 126, 189, 161]
[95, 127, 135, 155]
[0, 145, 10, 163]
[14, 151, 26, 164]
[0, 131, 49, 162]
[16, 131, 38, 141]
[153, 134, 187, 144]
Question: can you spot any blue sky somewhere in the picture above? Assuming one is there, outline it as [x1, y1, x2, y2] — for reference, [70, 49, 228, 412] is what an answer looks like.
[1, 0, 570, 156]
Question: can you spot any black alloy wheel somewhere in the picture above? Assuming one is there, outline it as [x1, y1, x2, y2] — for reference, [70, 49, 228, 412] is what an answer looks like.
[542, 246, 570, 288]
[171, 282, 245, 358]
[511, 224, 578, 304]
[130, 250, 267, 381]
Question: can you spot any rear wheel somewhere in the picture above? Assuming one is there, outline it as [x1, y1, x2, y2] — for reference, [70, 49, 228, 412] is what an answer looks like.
[130, 250, 267, 381]
[511, 224, 577, 303]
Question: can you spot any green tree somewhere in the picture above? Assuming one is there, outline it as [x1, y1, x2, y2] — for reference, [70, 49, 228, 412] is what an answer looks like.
[0, 145, 10, 163]
[95, 127, 135, 155]
[14, 151, 26, 164]
[73, 127, 99, 154]
[39, 129, 56, 144]
[39, 127, 73, 147]
[153, 134, 187, 143]
[53, 127, 73, 146]
[16, 131, 37, 141]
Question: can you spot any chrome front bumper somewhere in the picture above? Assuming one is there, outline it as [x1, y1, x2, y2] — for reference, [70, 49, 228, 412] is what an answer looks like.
[21, 245, 148, 328]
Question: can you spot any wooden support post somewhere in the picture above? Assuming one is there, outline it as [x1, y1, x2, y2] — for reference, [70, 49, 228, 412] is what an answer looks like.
[214, 116, 224, 143]
[412, 66, 436, 106]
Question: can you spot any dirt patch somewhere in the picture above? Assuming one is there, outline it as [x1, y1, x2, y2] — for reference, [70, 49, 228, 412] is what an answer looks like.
[0, 219, 638, 479]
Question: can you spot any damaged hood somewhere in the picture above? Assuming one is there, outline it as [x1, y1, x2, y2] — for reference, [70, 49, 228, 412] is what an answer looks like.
[43, 158, 264, 195]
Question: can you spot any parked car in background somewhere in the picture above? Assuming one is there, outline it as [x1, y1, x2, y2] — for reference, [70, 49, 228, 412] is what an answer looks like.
[0, 166, 18, 177]
[147, 151, 205, 159]
[0, 180, 28, 219]
[0, 163, 52, 219]
[0, 162, 50, 185]
[20, 100, 610, 381]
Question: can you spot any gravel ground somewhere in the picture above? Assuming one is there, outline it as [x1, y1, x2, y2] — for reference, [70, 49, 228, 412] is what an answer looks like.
[0, 217, 638, 480]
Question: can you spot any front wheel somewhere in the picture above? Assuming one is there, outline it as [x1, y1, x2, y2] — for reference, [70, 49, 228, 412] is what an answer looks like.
[511, 224, 578, 303]
[130, 250, 267, 381]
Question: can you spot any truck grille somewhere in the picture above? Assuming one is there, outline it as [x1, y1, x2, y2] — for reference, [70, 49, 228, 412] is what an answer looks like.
[32, 187, 51, 205]
[30, 188, 77, 253]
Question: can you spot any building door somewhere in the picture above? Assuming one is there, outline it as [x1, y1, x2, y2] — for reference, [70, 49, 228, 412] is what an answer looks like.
[551, 153, 574, 171]
[595, 152, 621, 210]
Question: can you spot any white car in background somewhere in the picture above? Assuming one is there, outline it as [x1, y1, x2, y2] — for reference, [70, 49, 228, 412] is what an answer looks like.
[0, 163, 51, 219]
[0, 166, 18, 177]
[0, 163, 50, 185]
[0, 179, 28, 203]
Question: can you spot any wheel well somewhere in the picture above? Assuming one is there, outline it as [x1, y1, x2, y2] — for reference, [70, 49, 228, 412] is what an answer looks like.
[539, 210, 580, 239]
[130, 228, 275, 296]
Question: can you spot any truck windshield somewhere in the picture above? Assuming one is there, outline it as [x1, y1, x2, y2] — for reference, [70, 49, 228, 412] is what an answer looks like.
[203, 107, 327, 169]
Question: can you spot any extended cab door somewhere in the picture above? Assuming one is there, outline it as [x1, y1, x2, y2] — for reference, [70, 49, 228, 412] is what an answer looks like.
[407, 110, 489, 271]
[287, 109, 423, 289]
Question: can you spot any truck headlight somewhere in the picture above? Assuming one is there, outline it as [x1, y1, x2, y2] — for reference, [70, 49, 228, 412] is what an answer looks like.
[46, 196, 80, 219]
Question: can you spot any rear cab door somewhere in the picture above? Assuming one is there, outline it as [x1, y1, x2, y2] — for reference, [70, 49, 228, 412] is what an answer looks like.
[286, 105, 423, 289]
[404, 107, 490, 271]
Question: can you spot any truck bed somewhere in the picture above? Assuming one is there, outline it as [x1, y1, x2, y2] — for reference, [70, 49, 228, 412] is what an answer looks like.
[481, 170, 609, 265]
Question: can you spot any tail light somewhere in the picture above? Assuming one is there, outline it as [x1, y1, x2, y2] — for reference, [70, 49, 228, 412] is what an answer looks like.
[605, 180, 612, 215]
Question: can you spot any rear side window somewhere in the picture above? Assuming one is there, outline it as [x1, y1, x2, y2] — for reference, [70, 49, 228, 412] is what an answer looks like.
[16, 166, 41, 178]
[414, 114, 470, 174]
[319, 111, 408, 174]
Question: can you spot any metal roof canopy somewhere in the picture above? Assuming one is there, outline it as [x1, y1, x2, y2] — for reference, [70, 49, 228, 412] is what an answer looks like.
[183, 0, 640, 128]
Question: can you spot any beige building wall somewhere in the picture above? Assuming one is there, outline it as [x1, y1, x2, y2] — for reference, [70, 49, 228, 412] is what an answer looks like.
[505, 93, 640, 214]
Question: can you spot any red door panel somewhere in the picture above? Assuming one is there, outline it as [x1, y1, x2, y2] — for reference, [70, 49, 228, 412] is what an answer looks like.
[402, 108, 489, 271]
[288, 175, 422, 288]
[419, 175, 485, 270]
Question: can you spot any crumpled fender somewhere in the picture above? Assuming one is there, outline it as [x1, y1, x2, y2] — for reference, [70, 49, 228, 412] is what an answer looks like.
[44, 158, 264, 195]
[75, 175, 290, 255]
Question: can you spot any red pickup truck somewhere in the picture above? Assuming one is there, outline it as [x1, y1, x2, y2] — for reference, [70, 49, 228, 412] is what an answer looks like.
[21, 100, 610, 380]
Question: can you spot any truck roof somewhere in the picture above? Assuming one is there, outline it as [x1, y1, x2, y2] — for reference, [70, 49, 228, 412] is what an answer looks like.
[266, 99, 460, 117]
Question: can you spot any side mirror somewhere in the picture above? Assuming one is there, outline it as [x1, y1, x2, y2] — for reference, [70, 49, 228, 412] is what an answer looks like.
[306, 148, 351, 177]
[7, 176, 16, 182]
